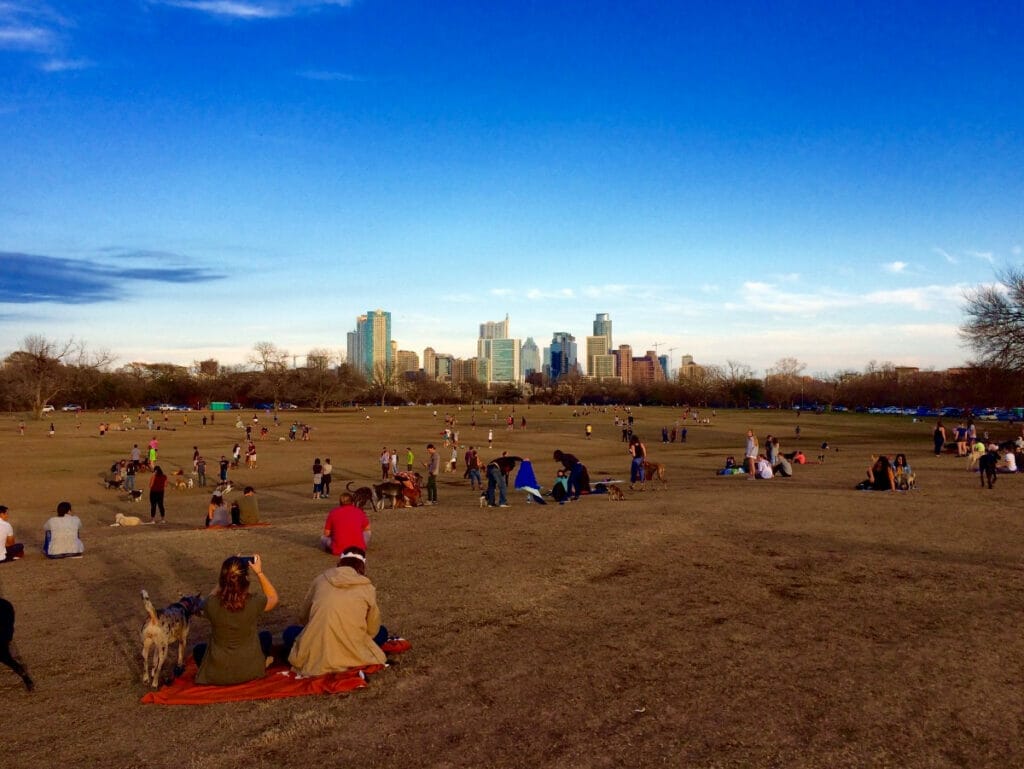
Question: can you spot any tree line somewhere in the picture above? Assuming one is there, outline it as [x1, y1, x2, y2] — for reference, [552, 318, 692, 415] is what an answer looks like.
[2, 337, 1022, 416]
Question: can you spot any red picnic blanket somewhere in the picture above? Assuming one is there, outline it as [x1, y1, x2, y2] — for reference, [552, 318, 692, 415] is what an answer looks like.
[141, 638, 411, 705]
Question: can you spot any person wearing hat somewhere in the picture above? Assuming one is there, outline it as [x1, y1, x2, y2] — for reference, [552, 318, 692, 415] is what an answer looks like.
[206, 492, 230, 527]
[0, 506, 25, 563]
[284, 547, 390, 677]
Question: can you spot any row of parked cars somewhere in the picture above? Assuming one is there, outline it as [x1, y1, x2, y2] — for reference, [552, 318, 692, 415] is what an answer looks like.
[860, 406, 1022, 420]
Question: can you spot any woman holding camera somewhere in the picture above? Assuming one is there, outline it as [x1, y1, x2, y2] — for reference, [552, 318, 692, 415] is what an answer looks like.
[194, 554, 278, 685]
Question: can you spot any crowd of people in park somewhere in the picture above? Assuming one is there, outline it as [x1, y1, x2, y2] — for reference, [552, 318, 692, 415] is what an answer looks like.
[4, 404, 1023, 696]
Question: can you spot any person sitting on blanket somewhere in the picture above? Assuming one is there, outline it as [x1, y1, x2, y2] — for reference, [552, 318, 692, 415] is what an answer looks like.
[206, 492, 230, 527]
[553, 450, 591, 500]
[551, 470, 569, 503]
[236, 486, 260, 525]
[284, 547, 390, 677]
[193, 554, 279, 685]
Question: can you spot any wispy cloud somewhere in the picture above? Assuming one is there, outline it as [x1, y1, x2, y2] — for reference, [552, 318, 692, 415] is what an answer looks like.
[967, 250, 995, 264]
[0, 2, 63, 52]
[155, 0, 351, 19]
[525, 288, 575, 300]
[40, 56, 92, 72]
[0, 251, 225, 304]
[729, 281, 962, 315]
[0, 3, 91, 71]
[933, 247, 956, 265]
[883, 260, 907, 274]
[297, 69, 362, 82]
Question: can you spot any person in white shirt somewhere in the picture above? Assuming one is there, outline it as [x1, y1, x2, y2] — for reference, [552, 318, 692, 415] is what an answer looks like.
[0, 506, 25, 562]
[754, 456, 774, 480]
[43, 501, 84, 558]
[999, 451, 1018, 473]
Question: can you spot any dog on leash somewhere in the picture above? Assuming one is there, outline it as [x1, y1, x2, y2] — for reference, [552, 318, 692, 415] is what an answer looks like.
[640, 461, 668, 489]
[141, 589, 204, 688]
[0, 597, 33, 691]
[345, 481, 375, 511]
[111, 512, 142, 527]
[606, 484, 625, 501]
[978, 450, 999, 489]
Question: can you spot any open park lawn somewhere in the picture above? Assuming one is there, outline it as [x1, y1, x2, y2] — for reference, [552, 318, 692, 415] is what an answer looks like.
[1, 406, 1022, 769]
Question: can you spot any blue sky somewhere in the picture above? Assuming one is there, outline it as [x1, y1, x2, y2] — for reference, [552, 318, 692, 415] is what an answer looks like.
[1, 1, 1021, 375]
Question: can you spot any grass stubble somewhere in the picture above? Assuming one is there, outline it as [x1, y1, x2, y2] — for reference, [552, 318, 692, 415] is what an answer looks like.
[1, 406, 1021, 769]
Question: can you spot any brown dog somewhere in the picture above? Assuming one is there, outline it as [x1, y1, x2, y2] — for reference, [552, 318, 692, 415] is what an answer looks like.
[606, 484, 625, 501]
[641, 461, 668, 489]
[345, 481, 375, 511]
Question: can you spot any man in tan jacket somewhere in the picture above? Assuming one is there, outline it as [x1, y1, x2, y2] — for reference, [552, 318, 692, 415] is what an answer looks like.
[285, 548, 389, 676]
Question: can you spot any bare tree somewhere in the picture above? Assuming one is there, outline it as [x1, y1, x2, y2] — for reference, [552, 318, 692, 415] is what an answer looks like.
[368, 360, 397, 406]
[961, 268, 1024, 371]
[249, 341, 291, 410]
[301, 348, 341, 413]
[3, 335, 78, 417]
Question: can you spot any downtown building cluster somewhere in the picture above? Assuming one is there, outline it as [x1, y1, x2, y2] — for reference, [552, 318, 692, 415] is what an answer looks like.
[346, 310, 702, 388]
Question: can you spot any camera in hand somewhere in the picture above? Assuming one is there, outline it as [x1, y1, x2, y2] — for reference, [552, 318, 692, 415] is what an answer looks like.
[239, 555, 256, 565]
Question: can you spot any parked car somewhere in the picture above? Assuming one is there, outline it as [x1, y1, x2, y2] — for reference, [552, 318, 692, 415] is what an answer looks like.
[41, 404, 55, 413]
[61, 404, 82, 412]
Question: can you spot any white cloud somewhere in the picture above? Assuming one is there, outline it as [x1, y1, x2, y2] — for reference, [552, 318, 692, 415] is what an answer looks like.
[967, 250, 995, 264]
[525, 288, 575, 300]
[883, 261, 907, 273]
[297, 69, 361, 82]
[0, 24, 53, 50]
[729, 281, 964, 316]
[40, 57, 92, 72]
[1012, 245, 1021, 257]
[156, 0, 351, 19]
[933, 247, 957, 264]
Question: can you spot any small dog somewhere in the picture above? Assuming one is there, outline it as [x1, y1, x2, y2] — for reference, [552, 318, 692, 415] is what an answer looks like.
[345, 481, 376, 511]
[174, 478, 188, 491]
[0, 597, 33, 691]
[479, 493, 488, 508]
[978, 450, 999, 489]
[141, 589, 204, 688]
[127, 489, 143, 503]
[216, 481, 233, 495]
[104, 477, 124, 490]
[606, 484, 625, 501]
[111, 512, 142, 527]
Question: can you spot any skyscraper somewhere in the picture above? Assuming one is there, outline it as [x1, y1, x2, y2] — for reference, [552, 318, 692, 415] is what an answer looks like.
[549, 331, 577, 380]
[593, 312, 613, 349]
[477, 315, 521, 385]
[520, 337, 541, 378]
[350, 309, 392, 376]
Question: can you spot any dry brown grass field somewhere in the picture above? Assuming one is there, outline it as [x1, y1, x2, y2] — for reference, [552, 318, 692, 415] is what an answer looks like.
[1, 405, 1022, 769]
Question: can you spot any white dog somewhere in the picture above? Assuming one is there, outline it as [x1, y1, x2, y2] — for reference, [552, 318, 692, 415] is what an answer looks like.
[111, 512, 142, 527]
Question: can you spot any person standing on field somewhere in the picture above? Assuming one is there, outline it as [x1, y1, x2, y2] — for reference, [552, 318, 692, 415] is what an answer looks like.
[424, 444, 440, 505]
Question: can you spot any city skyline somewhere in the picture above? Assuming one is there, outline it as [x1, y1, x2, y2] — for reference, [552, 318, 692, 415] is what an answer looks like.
[1, 3, 1021, 374]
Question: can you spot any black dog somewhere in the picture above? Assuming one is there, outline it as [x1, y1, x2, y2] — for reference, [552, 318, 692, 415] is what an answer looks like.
[0, 597, 33, 691]
[978, 450, 999, 489]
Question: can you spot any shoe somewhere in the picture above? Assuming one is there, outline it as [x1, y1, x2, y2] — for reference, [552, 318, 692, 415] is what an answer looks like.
[499, 503, 510, 508]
